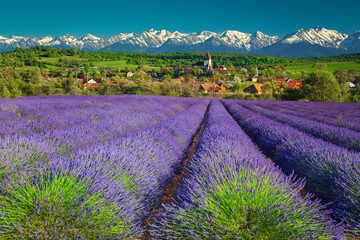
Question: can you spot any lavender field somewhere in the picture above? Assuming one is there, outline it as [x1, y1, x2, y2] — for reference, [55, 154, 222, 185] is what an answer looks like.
[0, 95, 359, 239]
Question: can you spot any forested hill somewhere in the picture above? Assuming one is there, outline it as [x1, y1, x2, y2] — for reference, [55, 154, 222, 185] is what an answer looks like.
[1, 47, 360, 69]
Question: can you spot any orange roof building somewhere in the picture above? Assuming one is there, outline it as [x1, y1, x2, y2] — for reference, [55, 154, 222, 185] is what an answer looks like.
[82, 83, 100, 91]
[213, 68, 231, 75]
[199, 83, 226, 93]
[277, 81, 302, 89]
[243, 83, 264, 94]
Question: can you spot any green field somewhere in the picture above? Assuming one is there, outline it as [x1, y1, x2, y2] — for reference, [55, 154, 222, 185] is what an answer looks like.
[286, 61, 360, 73]
[38, 56, 84, 64]
[19, 64, 60, 71]
[15, 53, 360, 75]
[37, 56, 160, 71]
[92, 60, 160, 71]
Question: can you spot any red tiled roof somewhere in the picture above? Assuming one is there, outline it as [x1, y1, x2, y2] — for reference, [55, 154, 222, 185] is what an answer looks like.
[83, 83, 100, 89]
[213, 68, 231, 75]
[109, 80, 124, 84]
[277, 81, 302, 89]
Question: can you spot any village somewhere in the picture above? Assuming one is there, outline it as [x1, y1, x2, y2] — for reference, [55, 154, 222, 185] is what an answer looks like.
[39, 52, 305, 99]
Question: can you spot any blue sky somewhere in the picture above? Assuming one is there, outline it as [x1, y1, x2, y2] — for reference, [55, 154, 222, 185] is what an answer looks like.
[1, 0, 359, 38]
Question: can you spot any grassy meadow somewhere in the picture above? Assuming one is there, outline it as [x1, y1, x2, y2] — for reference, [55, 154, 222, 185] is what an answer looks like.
[38, 56, 84, 64]
[92, 60, 160, 71]
[286, 61, 360, 73]
[37, 55, 160, 71]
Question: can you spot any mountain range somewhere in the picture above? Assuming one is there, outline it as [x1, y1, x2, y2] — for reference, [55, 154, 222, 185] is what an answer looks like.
[0, 27, 359, 57]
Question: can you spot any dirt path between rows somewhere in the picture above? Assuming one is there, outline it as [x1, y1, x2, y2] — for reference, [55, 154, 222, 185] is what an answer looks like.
[140, 102, 210, 240]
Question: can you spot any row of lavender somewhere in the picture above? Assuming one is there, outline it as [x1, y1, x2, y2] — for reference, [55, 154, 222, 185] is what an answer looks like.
[0, 96, 209, 238]
[253, 101, 360, 132]
[0, 95, 192, 141]
[237, 101, 360, 152]
[0, 95, 197, 180]
[222, 99, 360, 235]
[265, 101, 360, 120]
[1, 95, 357, 238]
[153, 100, 341, 239]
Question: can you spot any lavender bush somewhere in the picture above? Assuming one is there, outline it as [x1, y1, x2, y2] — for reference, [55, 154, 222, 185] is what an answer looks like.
[222, 99, 360, 233]
[254, 101, 360, 132]
[0, 158, 141, 239]
[236, 101, 360, 152]
[1, 95, 358, 238]
[0, 96, 210, 238]
[153, 100, 341, 239]
[0, 95, 195, 179]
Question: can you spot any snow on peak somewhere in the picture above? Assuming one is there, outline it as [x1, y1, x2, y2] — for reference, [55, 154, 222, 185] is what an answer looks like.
[220, 30, 250, 38]
[0, 28, 358, 54]
[82, 34, 100, 41]
[281, 27, 348, 48]
[219, 30, 251, 49]
[38, 36, 54, 44]
[11, 36, 28, 40]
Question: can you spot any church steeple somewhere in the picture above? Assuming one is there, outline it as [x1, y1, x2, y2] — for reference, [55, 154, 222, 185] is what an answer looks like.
[204, 51, 211, 60]
[255, 66, 258, 77]
[204, 52, 212, 70]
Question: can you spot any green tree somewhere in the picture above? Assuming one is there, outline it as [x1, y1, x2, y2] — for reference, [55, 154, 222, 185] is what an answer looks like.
[312, 63, 327, 72]
[30, 68, 43, 85]
[303, 71, 341, 102]
[69, 84, 83, 95]
[180, 84, 197, 98]
[92, 70, 101, 79]
[232, 82, 242, 92]
[70, 48, 78, 56]
[184, 74, 194, 83]
[20, 82, 36, 96]
[192, 66, 201, 77]
[339, 82, 350, 102]
[0, 82, 11, 98]
[41, 83, 54, 96]
[163, 79, 180, 96]
[7, 80, 22, 98]
[84, 64, 90, 94]
[63, 75, 74, 93]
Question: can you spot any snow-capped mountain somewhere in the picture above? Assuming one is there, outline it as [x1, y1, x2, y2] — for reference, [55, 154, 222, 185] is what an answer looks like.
[281, 27, 347, 48]
[0, 27, 359, 57]
[340, 31, 360, 53]
[250, 31, 282, 51]
[257, 27, 356, 57]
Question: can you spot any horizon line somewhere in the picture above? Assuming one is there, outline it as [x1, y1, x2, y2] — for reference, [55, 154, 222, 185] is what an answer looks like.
[1, 26, 359, 39]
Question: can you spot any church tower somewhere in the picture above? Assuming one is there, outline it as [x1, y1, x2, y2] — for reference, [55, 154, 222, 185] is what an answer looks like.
[204, 52, 212, 70]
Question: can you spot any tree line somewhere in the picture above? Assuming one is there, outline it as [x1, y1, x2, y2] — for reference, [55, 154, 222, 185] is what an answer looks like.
[1, 47, 360, 69]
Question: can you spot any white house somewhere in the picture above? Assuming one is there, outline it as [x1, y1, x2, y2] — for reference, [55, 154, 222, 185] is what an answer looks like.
[87, 79, 97, 84]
